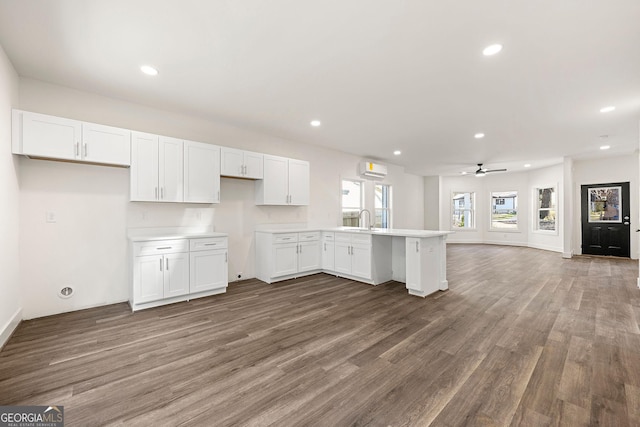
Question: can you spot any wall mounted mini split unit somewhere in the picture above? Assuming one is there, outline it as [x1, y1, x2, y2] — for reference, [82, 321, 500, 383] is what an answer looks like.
[360, 161, 388, 178]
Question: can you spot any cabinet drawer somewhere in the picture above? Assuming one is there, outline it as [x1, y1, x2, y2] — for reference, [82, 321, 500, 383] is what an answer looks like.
[273, 233, 298, 244]
[134, 239, 188, 256]
[335, 232, 352, 243]
[322, 232, 335, 241]
[299, 231, 320, 241]
[352, 233, 372, 245]
[190, 237, 228, 252]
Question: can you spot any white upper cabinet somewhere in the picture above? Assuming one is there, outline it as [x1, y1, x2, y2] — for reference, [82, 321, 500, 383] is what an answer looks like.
[130, 132, 183, 202]
[81, 122, 131, 166]
[184, 141, 220, 204]
[256, 154, 309, 206]
[220, 147, 263, 179]
[12, 110, 131, 166]
[159, 136, 184, 202]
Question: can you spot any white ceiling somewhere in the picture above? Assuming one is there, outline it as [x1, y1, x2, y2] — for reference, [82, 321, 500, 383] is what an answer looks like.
[1, 0, 639, 176]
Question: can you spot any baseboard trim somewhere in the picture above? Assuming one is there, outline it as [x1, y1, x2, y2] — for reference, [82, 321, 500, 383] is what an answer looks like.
[0, 308, 22, 351]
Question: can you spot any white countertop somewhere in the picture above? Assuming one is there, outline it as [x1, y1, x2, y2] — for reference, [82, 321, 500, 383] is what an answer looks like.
[128, 232, 227, 242]
[257, 227, 452, 238]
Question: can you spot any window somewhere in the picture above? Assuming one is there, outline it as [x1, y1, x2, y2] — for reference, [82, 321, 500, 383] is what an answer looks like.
[535, 186, 557, 232]
[374, 184, 392, 229]
[452, 192, 475, 229]
[341, 179, 363, 226]
[491, 191, 518, 230]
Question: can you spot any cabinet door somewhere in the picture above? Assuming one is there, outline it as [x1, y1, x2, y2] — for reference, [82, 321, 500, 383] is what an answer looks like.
[184, 141, 220, 203]
[351, 244, 372, 280]
[321, 241, 335, 271]
[220, 147, 245, 177]
[259, 154, 289, 205]
[21, 111, 81, 160]
[272, 242, 298, 277]
[82, 122, 131, 166]
[130, 132, 159, 201]
[159, 136, 184, 202]
[298, 241, 321, 273]
[134, 255, 164, 303]
[243, 151, 264, 179]
[288, 159, 310, 205]
[405, 238, 421, 291]
[190, 249, 228, 293]
[334, 242, 352, 275]
[163, 252, 190, 298]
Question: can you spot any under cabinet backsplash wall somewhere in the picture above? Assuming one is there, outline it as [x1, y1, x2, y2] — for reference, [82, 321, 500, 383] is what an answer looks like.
[17, 77, 425, 319]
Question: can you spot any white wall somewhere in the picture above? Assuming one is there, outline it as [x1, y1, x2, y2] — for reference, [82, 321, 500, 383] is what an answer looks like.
[437, 164, 565, 252]
[0, 44, 21, 347]
[18, 78, 424, 319]
[572, 154, 639, 258]
[527, 163, 564, 253]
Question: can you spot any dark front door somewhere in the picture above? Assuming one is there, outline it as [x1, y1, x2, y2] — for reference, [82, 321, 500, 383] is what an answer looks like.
[581, 182, 630, 257]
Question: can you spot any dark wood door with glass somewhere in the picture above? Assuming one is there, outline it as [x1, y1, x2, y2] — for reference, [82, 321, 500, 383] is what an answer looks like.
[581, 182, 630, 257]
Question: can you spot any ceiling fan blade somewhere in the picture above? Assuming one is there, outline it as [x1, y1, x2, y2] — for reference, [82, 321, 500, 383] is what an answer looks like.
[485, 168, 507, 173]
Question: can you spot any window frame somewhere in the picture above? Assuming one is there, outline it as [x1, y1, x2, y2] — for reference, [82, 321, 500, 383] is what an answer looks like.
[451, 191, 476, 230]
[533, 185, 558, 235]
[340, 178, 364, 227]
[374, 183, 392, 229]
[489, 190, 519, 232]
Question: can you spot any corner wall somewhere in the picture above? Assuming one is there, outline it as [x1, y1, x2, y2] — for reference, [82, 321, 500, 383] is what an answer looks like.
[17, 78, 424, 319]
[0, 43, 21, 347]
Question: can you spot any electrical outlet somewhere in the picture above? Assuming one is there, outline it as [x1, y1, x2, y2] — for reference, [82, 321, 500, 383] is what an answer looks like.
[237, 272, 242, 280]
[45, 211, 57, 223]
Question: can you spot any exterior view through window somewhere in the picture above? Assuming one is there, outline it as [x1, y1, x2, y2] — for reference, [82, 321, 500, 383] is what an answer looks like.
[375, 184, 391, 229]
[342, 179, 363, 226]
[536, 187, 557, 231]
[491, 191, 518, 230]
[452, 192, 475, 229]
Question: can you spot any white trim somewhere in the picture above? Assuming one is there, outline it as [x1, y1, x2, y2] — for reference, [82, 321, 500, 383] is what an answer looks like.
[0, 308, 22, 350]
[563, 251, 573, 259]
[528, 242, 563, 253]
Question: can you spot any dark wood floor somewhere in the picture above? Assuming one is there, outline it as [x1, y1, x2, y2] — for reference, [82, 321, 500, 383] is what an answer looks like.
[1, 245, 639, 426]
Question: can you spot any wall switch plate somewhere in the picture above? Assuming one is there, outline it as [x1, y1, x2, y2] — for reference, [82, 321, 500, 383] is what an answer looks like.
[45, 211, 57, 223]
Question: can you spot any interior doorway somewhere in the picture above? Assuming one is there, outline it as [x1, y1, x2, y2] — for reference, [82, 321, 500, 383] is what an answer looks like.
[581, 182, 631, 257]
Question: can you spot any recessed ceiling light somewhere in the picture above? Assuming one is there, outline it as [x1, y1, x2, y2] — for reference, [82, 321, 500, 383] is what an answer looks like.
[524, 164, 531, 168]
[310, 120, 321, 127]
[600, 145, 611, 150]
[461, 171, 468, 175]
[474, 133, 485, 139]
[140, 65, 158, 76]
[482, 44, 503, 56]
[600, 106, 615, 113]
[393, 150, 401, 156]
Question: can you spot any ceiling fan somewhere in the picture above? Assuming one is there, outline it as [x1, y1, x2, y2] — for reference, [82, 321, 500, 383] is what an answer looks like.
[474, 163, 507, 177]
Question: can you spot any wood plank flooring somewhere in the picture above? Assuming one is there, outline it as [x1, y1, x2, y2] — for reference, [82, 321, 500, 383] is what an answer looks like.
[1, 244, 639, 426]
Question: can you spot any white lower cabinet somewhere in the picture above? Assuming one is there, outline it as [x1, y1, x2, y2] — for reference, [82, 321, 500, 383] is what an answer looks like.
[130, 235, 228, 311]
[321, 232, 335, 271]
[255, 231, 321, 283]
[333, 233, 372, 280]
[190, 238, 228, 293]
[405, 237, 441, 297]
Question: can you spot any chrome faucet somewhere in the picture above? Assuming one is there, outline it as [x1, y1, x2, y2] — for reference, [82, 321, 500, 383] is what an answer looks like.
[359, 209, 372, 230]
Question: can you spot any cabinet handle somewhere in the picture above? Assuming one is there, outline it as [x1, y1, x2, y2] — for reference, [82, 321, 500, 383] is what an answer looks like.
[166, 258, 169, 270]
[282, 238, 291, 240]
[83, 142, 88, 157]
[225, 252, 228, 263]
[416, 241, 419, 252]
[75, 142, 80, 157]
[157, 247, 172, 250]
[155, 187, 158, 200]
[159, 258, 163, 271]
[204, 243, 217, 246]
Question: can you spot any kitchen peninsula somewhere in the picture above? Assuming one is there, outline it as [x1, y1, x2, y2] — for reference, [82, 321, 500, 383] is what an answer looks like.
[255, 227, 452, 298]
